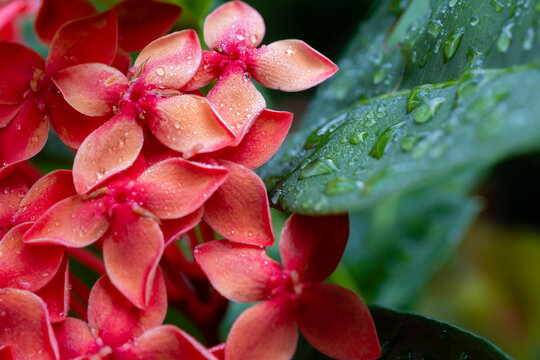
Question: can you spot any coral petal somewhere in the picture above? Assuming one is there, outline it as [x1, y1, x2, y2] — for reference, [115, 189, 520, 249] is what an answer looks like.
[203, 0, 265, 49]
[36, 255, 70, 323]
[161, 207, 203, 246]
[280, 214, 349, 283]
[225, 296, 298, 360]
[73, 112, 143, 194]
[204, 161, 274, 246]
[194, 240, 283, 303]
[53, 63, 128, 117]
[181, 51, 225, 91]
[136, 158, 228, 219]
[247, 40, 338, 91]
[134, 30, 201, 89]
[211, 109, 293, 169]
[23, 195, 109, 247]
[0, 289, 59, 360]
[113, 0, 182, 52]
[54, 318, 99, 359]
[46, 11, 118, 74]
[102, 205, 164, 309]
[297, 283, 381, 360]
[207, 63, 265, 142]
[0, 103, 22, 128]
[35, 0, 97, 44]
[88, 272, 167, 346]
[0, 174, 27, 229]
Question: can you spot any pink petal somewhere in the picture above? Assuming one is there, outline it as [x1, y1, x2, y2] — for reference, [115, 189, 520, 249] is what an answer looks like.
[203, 161, 274, 246]
[46, 11, 118, 75]
[161, 207, 203, 246]
[194, 240, 283, 303]
[181, 50, 225, 91]
[0, 173, 27, 229]
[120, 325, 217, 360]
[102, 204, 164, 309]
[297, 283, 380, 360]
[53, 63, 128, 117]
[280, 214, 349, 283]
[225, 296, 298, 360]
[133, 30, 201, 89]
[15, 169, 76, 223]
[0, 223, 64, 291]
[210, 109, 293, 169]
[36, 255, 69, 323]
[247, 40, 338, 91]
[0, 103, 22, 128]
[72, 111, 143, 194]
[136, 158, 228, 219]
[88, 272, 167, 346]
[148, 94, 234, 157]
[113, 0, 182, 52]
[207, 63, 265, 142]
[203, 0, 265, 50]
[0, 42, 44, 105]
[23, 195, 110, 247]
[54, 317, 99, 359]
[35, 0, 97, 44]
[0, 289, 60, 360]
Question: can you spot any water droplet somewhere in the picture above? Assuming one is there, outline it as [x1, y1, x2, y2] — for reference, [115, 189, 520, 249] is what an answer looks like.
[299, 159, 339, 179]
[523, 27, 535, 50]
[496, 23, 514, 52]
[413, 97, 445, 124]
[373, 64, 391, 85]
[325, 178, 364, 195]
[349, 132, 367, 145]
[155, 67, 165, 76]
[469, 16, 480, 26]
[418, 50, 432, 68]
[427, 20, 443, 37]
[443, 27, 466, 62]
[449, 0, 458, 7]
[401, 134, 421, 151]
[491, 0, 504, 12]
[369, 122, 406, 159]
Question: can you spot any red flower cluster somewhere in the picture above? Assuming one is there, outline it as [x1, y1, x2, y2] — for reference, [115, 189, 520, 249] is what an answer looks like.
[0, 1, 380, 359]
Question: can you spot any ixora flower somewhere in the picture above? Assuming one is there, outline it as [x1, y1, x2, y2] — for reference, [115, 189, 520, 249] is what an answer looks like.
[194, 214, 381, 360]
[0, 0, 40, 42]
[23, 155, 228, 308]
[181, 0, 339, 143]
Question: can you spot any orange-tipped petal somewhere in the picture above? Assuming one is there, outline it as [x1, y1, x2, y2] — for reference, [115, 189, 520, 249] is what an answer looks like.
[203, 0, 265, 50]
[46, 11, 118, 75]
[225, 296, 298, 360]
[36, 255, 69, 323]
[0, 289, 60, 360]
[136, 158, 228, 219]
[133, 30, 201, 89]
[72, 112, 143, 194]
[247, 40, 338, 91]
[211, 109, 293, 169]
[149, 94, 234, 157]
[121, 325, 217, 360]
[0, 42, 44, 105]
[102, 205, 164, 309]
[280, 214, 349, 283]
[161, 207, 203, 246]
[53, 63, 128, 117]
[35, 0, 97, 44]
[113, 0, 182, 52]
[194, 240, 283, 303]
[297, 283, 381, 360]
[181, 51, 225, 91]
[54, 318, 99, 359]
[88, 272, 167, 346]
[0, 223, 64, 291]
[207, 63, 265, 142]
[15, 169, 76, 223]
[23, 195, 110, 247]
[0, 103, 22, 128]
[203, 161, 274, 246]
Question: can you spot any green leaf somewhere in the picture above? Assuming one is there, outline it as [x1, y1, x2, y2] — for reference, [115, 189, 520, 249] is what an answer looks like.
[371, 306, 513, 359]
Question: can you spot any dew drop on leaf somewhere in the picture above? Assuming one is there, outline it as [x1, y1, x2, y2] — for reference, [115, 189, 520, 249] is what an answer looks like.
[299, 159, 339, 179]
[443, 27, 466, 62]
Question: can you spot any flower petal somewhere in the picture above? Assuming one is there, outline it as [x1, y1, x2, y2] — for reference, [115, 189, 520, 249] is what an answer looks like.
[35, 0, 97, 44]
[54, 318, 99, 359]
[225, 296, 298, 360]
[0, 223, 64, 291]
[113, 0, 182, 52]
[203, 161, 274, 246]
[207, 63, 265, 142]
[0, 42, 44, 105]
[46, 11, 118, 75]
[297, 283, 381, 360]
[133, 30, 201, 89]
[36, 255, 70, 323]
[161, 207, 203, 246]
[136, 158, 228, 219]
[0, 346, 14, 360]
[194, 240, 283, 303]
[0, 289, 60, 360]
[72, 111, 143, 194]
[181, 50, 225, 91]
[148, 94, 234, 157]
[0, 173, 27, 230]
[23, 195, 110, 247]
[88, 272, 167, 346]
[280, 214, 349, 283]
[112, 47, 132, 75]
[53, 63, 128, 117]
[203, 0, 265, 50]
[247, 40, 338, 91]
[102, 204, 164, 309]
[120, 325, 217, 360]
[210, 109, 293, 169]
[0, 103, 22, 128]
